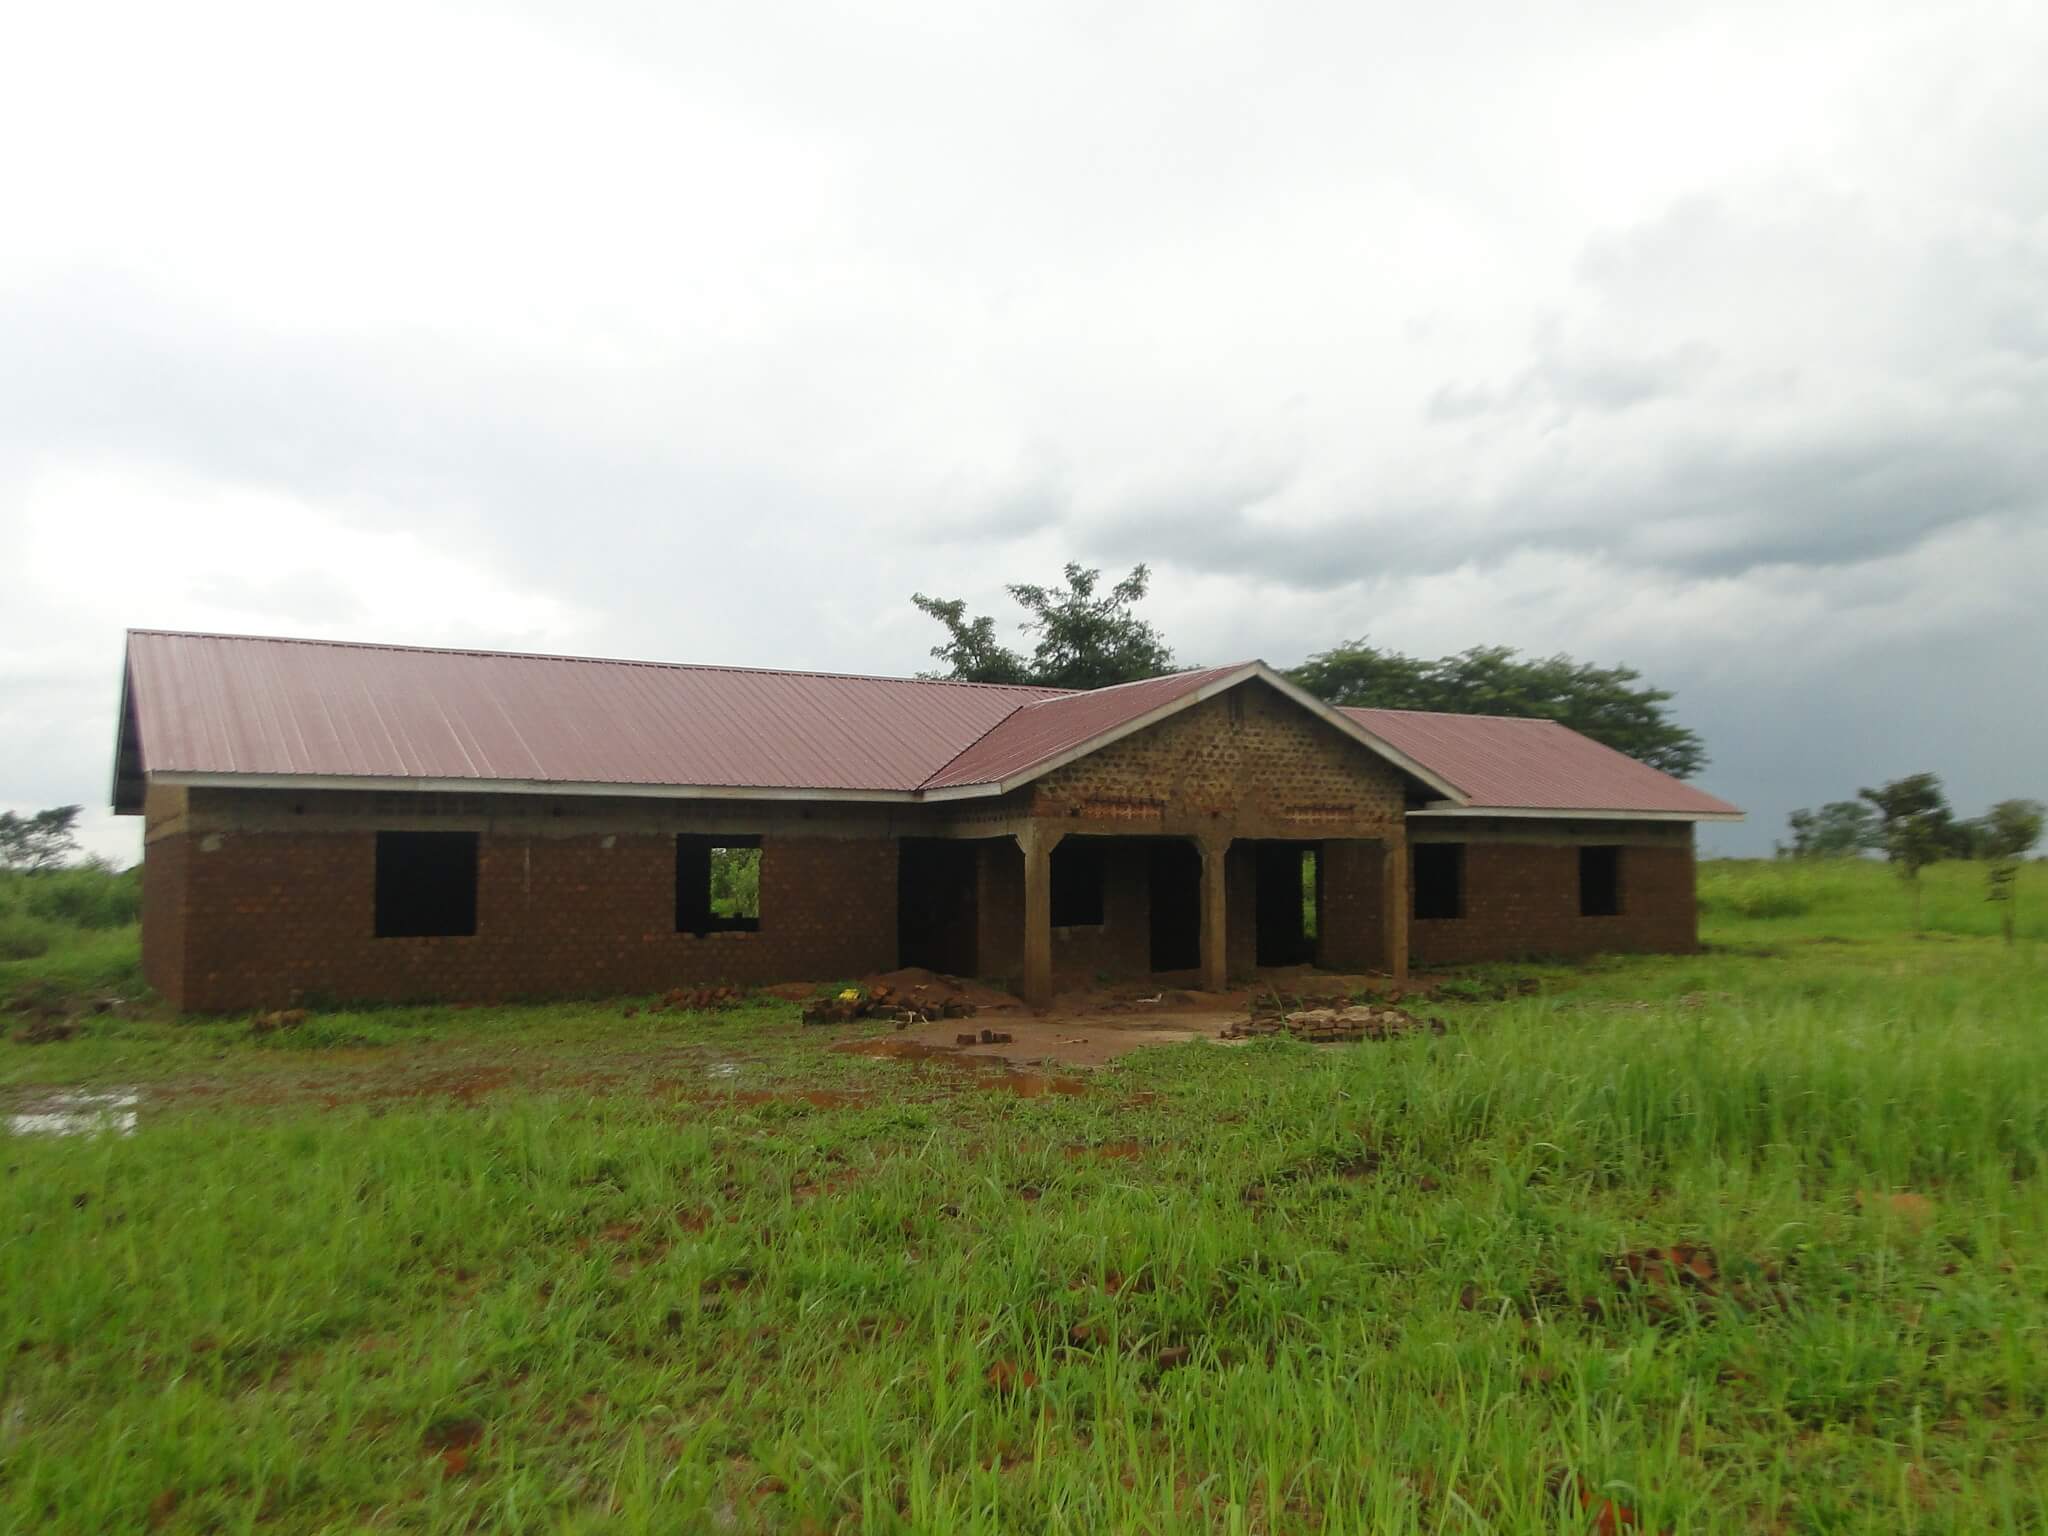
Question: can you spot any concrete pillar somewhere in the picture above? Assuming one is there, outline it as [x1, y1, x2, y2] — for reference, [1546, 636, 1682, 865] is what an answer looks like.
[1382, 832, 1410, 983]
[1199, 837, 1231, 993]
[1018, 826, 1064, 1010]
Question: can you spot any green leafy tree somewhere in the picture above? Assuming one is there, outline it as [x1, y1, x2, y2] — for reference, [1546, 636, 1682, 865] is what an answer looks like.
[709, 847, 761, 920]
[1858, 774, 1958, 931]
[914, 563, 1176, 690]
[1290, 640, 1706, 777]
[0, 805, 83, 873]
[1974, 798, 2044, 946]
[1780, 801, 1882, 859]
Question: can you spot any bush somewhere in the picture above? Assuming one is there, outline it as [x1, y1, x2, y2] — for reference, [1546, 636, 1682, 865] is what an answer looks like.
[0, 912, 57, 961]
[1701, 877, 1811, 919]
[19, 866, 142, 929]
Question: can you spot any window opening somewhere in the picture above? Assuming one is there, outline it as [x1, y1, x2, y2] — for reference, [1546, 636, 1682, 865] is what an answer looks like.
[678, 835, 762, 934]
[1413, 843, 1464, 920]
[1579, 845, 1622, 917]
[374, 831, 478, 937]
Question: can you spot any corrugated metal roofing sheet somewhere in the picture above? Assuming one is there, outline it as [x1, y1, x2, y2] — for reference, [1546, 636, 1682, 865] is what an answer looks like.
[1342, 707, 1739, 816]
[116, 631, 1739, 819]
[920, 665, 1247, 789]
[124, 631, 1060, 794]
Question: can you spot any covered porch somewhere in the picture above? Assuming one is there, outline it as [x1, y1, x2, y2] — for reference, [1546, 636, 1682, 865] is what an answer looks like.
[897, 826, 1411, 1010]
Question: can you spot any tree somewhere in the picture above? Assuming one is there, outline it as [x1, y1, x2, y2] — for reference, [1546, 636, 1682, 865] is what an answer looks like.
[0, 805, 84, 873]
[1974, 798, 2044, 946]
[1857, 774, 1957, 931]
[1290, 640, 1707, 777]
[913, 563, 1176, 690]
[1779, 801, 1882, 859]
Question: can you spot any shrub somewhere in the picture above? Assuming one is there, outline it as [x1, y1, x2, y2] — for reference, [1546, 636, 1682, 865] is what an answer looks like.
[1703, 878, 1811, 919]
[19, 866, 142, 929]
[0, 912, 57, 961]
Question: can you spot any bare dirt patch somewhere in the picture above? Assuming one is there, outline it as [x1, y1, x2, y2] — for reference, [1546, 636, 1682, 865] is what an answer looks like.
[829, 1037, 1089, 1096]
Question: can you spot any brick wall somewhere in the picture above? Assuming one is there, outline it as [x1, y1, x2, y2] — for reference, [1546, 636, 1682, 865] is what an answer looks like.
[972, 836, 1154, 989]
[148, 816, 899, 1011]
[140, 825, 188, 1001]
[1317, 839, 1388, 973]
[1408, 833, 1697, 965]
[1031, 682, 1409, 839]
[974, 838, 1023, 981]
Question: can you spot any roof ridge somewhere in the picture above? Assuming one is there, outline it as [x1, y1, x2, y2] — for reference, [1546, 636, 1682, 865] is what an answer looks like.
[1339, 703, 1575, 726]
[126, 628, 1073, 695]
[914, 700, 1036, 790]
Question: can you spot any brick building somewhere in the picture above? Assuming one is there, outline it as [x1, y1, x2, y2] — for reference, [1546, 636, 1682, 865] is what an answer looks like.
[112, 632, 1741, 1012]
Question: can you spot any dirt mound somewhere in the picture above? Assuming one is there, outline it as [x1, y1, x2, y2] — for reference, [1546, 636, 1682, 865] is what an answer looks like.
[626, 986, 747, 1018]
[860, 968, 1021, 1012]
[804, 977, 981, 1027]
[7, 986, 127, 1044]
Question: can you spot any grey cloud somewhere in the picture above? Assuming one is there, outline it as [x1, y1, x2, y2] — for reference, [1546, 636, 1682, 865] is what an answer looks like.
[1085, 394, 2044, 592]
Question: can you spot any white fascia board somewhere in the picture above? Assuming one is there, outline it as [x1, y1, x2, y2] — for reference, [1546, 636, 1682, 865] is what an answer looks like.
[1409, 804, 1746, 823]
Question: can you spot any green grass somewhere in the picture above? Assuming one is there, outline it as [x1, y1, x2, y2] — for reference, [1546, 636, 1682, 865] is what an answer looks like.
[2, 860, 2046, 1532]
[1698, 855, 2047, 943]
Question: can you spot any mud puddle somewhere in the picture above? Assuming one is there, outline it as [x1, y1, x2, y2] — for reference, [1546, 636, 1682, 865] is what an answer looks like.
[8, 1089, 139, 1137]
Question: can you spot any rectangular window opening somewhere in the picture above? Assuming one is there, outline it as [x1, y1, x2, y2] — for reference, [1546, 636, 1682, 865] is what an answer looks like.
[1413, 843, 1464, 920]
[1579, 845, 1622, 917]
[374, 830, 479, 938]
[678, 835, 761, 934]
[1050, 839, 1106, 927]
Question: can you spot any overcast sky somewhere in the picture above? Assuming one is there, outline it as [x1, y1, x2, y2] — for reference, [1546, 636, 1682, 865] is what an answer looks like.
[4, 0, 2044, 863]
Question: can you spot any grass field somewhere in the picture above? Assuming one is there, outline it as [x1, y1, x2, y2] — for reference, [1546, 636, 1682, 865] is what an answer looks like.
[2, 859, 2045, 1533]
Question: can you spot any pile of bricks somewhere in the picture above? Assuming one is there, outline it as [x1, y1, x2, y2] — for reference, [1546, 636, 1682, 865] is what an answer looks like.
[954, 1026, 1015, 1046]
[802, 982, 979, 1028]
[1221, 1000, 1445, 1044]
[623, 986, 749, 1018]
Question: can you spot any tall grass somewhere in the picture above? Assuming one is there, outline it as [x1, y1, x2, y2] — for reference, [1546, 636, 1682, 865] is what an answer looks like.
[0, 866, 142, 991]
[1699, 855, 2047, 940]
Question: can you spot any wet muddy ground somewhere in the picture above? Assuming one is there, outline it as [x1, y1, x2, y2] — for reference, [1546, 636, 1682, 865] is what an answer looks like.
[1, 964, 1439, 1134]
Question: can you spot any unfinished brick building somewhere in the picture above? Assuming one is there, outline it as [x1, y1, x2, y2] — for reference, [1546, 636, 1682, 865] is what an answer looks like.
[112, 631, 1741, 1012]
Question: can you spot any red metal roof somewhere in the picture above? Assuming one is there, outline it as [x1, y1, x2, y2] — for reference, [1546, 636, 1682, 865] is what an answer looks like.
[920, 665, 1245, 790]
[115, 631, 1738, 819]
[123, 631, 1059, 795]
[1342, 707, 1740, 816]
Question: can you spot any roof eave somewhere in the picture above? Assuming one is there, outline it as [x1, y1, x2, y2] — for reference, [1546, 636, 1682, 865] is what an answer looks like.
[110, 640, 145, 815]
[1409, 803, 1745, 823]
[147, 771, 929, 804]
